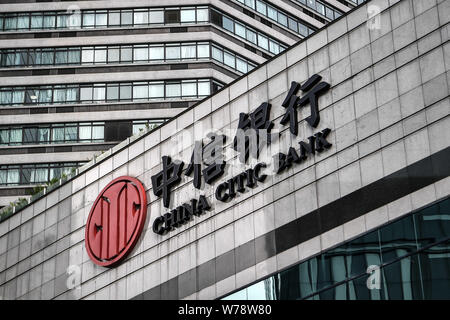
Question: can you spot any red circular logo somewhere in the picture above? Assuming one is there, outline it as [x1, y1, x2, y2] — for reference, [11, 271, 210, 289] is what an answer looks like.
[85, 176, 147, 267]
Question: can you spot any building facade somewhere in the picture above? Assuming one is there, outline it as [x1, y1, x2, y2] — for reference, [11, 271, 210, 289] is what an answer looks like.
[0, 0, 449, 300]
[0, 0, 360, 208]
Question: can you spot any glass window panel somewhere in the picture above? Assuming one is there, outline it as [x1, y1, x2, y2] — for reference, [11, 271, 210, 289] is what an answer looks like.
[56, 14, 67, 29]
[134, 10, 149, 25]
[212, 46, 223, 63]
[0, 91, 12, 104]
[80, 87, 93, 102]
[134, 46, 149, 61]
[108, 47, 120, 63]
[7, 169, 20, 185]
[23, 128, 37, 143]
[17, 15, 30, 29]
[5, 16, 17, 30]
[246, 29, 257, 44]
[107, 85, 119, 101]
[269, 40, 279, 54]
[31, 14, 43, 29]
[133, 84, 148, 100]
[197, 44, 209, 58]
[121, 11, 133, 25]
[79, 126, 91, 141]
[120, 84, 132, 100]
[38, 88, 52, 104]
[149, 10, 164, 24]
[166, 46, 180, 60]
[55, 50, 68, 64]
[196, 8, 209, 22]
[166, 82, 181, 98]
[198, 81, 210, 96]
[149, 46, 164, 60]
[257, 34, 268, 50]
[108, 11, 121, 26]
[245, 0, 256, 9]
[5, 52, 16, 66]
[299, 24, 308, 37]
[38, 128, 49, 144]
[95, 12, 107, 27]
[54, 88, 66, 103]
[236, 58, 247, 73]
[133, 123, 146, 135]
[21, 166, 33, 183]
[81, 48, 94, 63]
[288, 18, 298, 32]
[50, 167, 61, 181]
[34, 168, 48, 183]
[67, 12, 81, 29]
[278, 12, 288, 26]
[316, 3, 325, 16]
[92, 126, 104, 140]
[223, 51, 235, 68]
[326, 7, 334, 20]
[66, 87, 78, 102]
[182, 81, 197, 97]
[41, 50, 54, 65]
[256, 1, 267, 15]
[181, 45, 196, 59]
[9, 129, 22, 144]
[223, 16, 234, 32]
[82, 12, 95, 27]
[12, 90, 25, 104]
[0, 130, 8, 145]
[44, 13, 56, 29]
[68, 49, 81, 64]
[121, 47, 132, 62]
[165, 9, 180, 24]
[65, 126, 77, 141]
[0, 170, 5, 185]
[267, 6, 277, 21]
[380, 215, 417, 263]
[93, 86, 105, 101]
[235, 23, 246, 39]
[181, 9, 196, 23]
[52, 127, 64, 142]
[149, 83, 164, 99]
[94, 48, 107, 63]
[419, 240, 450, 299]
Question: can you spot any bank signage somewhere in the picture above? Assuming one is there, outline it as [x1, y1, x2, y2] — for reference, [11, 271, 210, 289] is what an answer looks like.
[151, 75, 332, 235]
[85, 176, 147, 267]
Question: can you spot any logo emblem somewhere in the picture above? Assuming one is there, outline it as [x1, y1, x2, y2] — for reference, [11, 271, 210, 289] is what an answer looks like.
[85, 176, 147, 267]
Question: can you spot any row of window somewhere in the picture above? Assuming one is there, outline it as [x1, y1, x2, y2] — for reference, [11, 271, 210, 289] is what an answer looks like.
[293, 0, 343, 21]
[0, 162, 85, 186]
[0, 79, 223, 106]
[211, 9, 286, 55]
[223, 198, 450, 300]
[0, 6, 209, 31]
[0, 120, 167, 146]
[0, 42, 257, 74]
[0, 122, 105, 146]
[236, 0, 316, 37]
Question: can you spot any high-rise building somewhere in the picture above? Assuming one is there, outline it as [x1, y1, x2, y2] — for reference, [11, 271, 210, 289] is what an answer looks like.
[0, 0, 364, 208]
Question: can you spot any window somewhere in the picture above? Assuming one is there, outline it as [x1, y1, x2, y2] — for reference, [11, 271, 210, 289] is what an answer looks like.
[106, 84, 119, 101]
[257, 34, 269, 50]
[12, 90, 24, 104]
[166, 45, 180, 60]
[80, 87, 93, 102]
[96, 12, 108, 27]
[121, 11, 133, 25]
[236, 58, 248, 73]
[223, 51, 235, 68]
[181, 45, 196, 59]
[38, 128, 49, 144]
[108, 47, 120, 63]
[165, 9, 180, 24]
[43, 13, 55, 28]
[246, 29, 257, 44]
[223, 16, 234, 32]
[134, 46, 149, 61]
[288, 18, 298, 32]
[108, 11, 121, 26]
[256, 1, 267, 15]
[212, 46, 223, 63]
[198, 81, 210, 96]
[57, 15, 68, 29]
[120, 84, 132, 100]
[68, 49, 81, 64]
[81, 48, 94, 64]
[149, 46, 164, 60]
[82, 12, 95, 28]
[0, 91, 12, 105]
[93, 86, 105, 101]
[65, 126, 77, 141]
[133, 83, 148, 100]
[267, 6, 277, 21]
[0, 130, 8, 145]
[134, 10, 149, 25]
[52, 126, 64, 142]
[182, 81, 197, 97]
[181, 9, 196, 23]
[24, 128, 38, 144]
[79, 125, 91, 141]
[235, 23, 246, 39]
[197, 8, 209, 22]
[166, 82, 181, 98]
[149, 10, 164, 24]
[197, 43, 209, 58]
[31, 14, 43, 29]
[269, 40, 280, 54]
[55, 50, 68, 64]
[121, 47, 133, 62]
[53, 87, 66, 103]
[41, 50, 54, 65]
[149, 82, 164, 99]
[278, 12, 288, 26]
